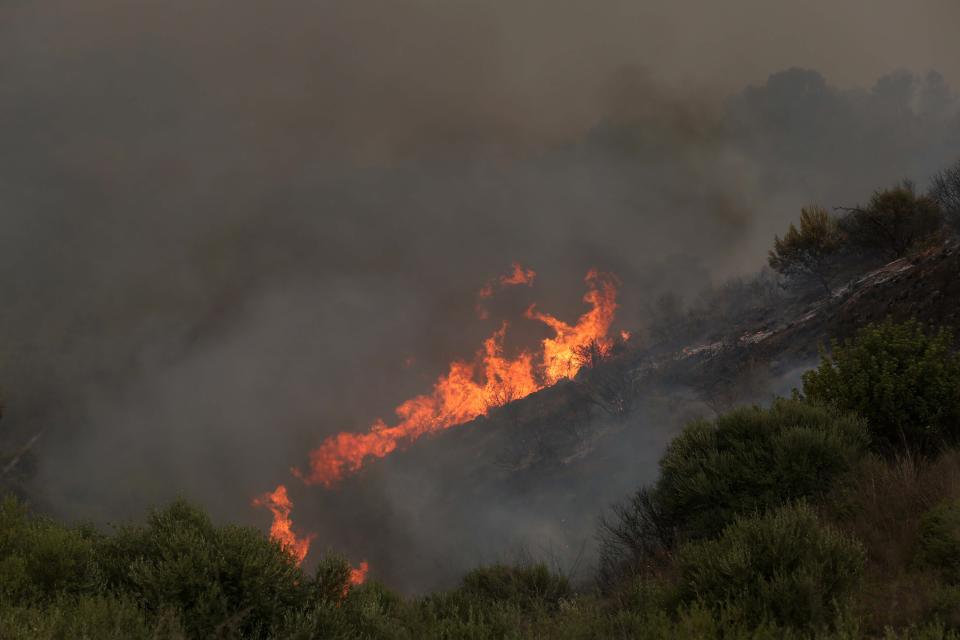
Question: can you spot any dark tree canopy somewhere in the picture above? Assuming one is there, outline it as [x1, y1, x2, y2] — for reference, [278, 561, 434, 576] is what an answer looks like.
[768, 206, 845, 294]
[840, 182, 943, 261]
[930, 159, 960, 232]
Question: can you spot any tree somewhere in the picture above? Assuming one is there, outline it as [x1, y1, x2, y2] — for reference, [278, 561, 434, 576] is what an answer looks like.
[839, 182, 943, 261]
[930, 159, 960, 233]
[802, 319, 960, 455]
[768, 206, 845, 294]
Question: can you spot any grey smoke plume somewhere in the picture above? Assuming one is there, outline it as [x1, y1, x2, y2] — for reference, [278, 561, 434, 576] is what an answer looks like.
[0, 0, 958, 590]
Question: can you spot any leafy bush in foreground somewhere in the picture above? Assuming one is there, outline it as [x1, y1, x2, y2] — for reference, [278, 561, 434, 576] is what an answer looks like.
[98, 499, 305, 639]
[0, 595, 183, 640]
[656, 400, 869, 542]
[676, 502, 866, 633]
[600, 399, 869, 588]
[803, 319, 960, 454]
[458, 564, 572, 612]
[0, 495, 100, 605]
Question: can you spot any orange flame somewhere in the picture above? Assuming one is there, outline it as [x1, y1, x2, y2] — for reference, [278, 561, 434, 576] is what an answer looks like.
[478, 283, 495, 299]
[294, 269, 619, 487]
[524, 269, 619, 384]
[350, 561, 370, 586]
[499, 262, 537, 287]
[476, 262, 537, 319]
[252, 484, 315, 564]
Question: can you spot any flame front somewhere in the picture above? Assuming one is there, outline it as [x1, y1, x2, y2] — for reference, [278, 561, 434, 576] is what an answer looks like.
[294, 269, 619, 487]
[252, 484, 315, 564]
[350, 561, 370, 586]
[524, 269, 619, 384]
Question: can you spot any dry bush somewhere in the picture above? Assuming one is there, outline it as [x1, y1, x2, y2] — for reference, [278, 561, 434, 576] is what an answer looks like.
[825, 450, 960, 632]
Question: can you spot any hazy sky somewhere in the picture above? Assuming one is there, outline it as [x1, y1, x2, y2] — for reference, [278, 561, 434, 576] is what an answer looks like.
[1, 0, 958, 589]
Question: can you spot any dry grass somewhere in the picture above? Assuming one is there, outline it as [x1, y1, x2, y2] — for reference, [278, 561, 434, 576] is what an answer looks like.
[825, 450, 960, 633]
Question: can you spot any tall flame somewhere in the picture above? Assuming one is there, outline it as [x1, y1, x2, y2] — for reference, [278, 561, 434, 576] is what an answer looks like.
[525, 269, 618, 384]
[253, 484, 369, 588]
[294, 269, 619, 487]
[252, 484, 315, 564]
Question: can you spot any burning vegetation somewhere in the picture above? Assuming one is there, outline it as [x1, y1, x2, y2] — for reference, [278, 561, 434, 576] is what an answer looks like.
[251, 485, 314, 565]
[253, 266, 622, 582]
[293, 268, 619, 487]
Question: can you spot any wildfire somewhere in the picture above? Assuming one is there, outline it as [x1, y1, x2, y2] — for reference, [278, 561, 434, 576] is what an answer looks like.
[294, 268, 620, 487]
[253, 484, 370, 589]
[525, 269, 619, 384]
[499, 262, 537, 287]
[350, 561, 370, 586]
[476, 262, 538, 319]
[252, 484, 315, 565]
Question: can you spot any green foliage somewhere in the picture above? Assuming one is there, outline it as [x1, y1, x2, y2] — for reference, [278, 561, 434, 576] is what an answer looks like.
[0, 595, 183, 640]
[0, 495, 100, 605]
[102, 499, 305, 639]
[278, 580, 402, 640]
[458, 564, 572, 612]
[917, 499, 960, 585]
[802, 319, 960, 454]
[676, 502, 866, 632]
[769, 206, 846, 293]
[841, 182, 943, 260]
[926, 585, 960, 630]
[600, 400, 868, 590]
[658, 399, 867, 542]
[308, 553, 354, 604]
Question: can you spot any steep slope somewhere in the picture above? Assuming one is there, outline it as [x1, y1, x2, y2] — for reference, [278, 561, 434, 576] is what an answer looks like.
[298, 239, 960, 592]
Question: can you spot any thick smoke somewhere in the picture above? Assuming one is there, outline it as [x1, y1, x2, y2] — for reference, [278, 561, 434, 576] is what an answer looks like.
[0, 0, 958, 590]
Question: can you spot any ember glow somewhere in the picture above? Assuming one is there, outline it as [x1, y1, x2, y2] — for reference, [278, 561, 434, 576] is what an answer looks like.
[294, 268, 620, 487]
[350, 561, 370, 586]
[476, 262, 538, 319]
[252, 484, 315, 565]
[499, 262, 537, 287]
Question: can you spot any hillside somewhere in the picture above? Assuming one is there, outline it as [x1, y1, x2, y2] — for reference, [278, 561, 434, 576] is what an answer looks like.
[309, 237, 960, 592]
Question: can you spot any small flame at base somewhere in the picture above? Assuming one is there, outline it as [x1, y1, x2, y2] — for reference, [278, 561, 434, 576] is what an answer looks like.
[252, 484, 315, 565]
[350, 561, 369, 587]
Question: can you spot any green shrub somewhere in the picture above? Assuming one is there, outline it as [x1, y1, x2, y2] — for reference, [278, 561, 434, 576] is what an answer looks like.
[458, 564, 572, 612]
[0, 496, 101, 605]
[926, 585, 960, 630]
[658, 399, 866, 542]
[100, 499, 306, 639]
[0, 595, 182, 640]
[803, 319, 960, 454]
[599, 400, 867, 589]
[676, 502, 865, 632]
[279, 580, 403, 640]
[917, 499, 960, 585]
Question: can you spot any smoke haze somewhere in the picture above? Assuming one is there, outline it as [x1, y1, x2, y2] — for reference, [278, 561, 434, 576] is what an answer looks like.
[1, 0, 958, 590]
